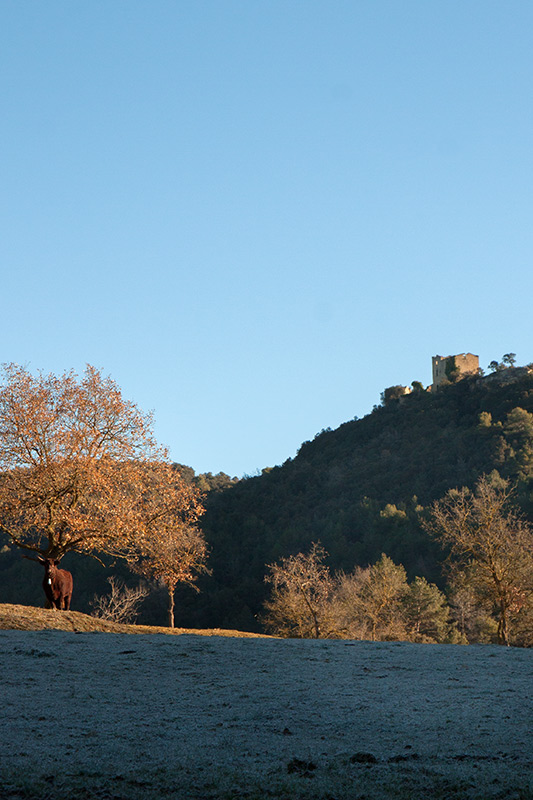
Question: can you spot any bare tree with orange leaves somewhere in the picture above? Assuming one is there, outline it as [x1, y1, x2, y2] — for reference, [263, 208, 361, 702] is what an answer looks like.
[0, 363, 207, 616]
[127, 466, 210, 626]
[424, 475, 533, 645]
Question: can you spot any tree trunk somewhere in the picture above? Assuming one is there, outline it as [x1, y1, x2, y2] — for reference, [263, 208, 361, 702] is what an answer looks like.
[312, 610, 320, 639]
[299, 587, 320, 638]
[168, 586, 175, 628]
[493, 572, 510, 646]
[497, 597, 509, 646]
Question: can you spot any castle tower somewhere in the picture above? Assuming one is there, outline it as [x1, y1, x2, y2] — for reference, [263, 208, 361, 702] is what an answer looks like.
[432, 353, 479, 389]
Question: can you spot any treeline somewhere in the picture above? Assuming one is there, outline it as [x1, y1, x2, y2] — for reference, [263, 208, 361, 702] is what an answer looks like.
[262, 473, 533, 646]
[263, 546, 461, 644]
[182, 369, 533, 638]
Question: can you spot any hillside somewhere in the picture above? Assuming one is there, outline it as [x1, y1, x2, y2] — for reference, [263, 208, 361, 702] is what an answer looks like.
[2, 369, 533, 633]
[184, 369, 533, 631]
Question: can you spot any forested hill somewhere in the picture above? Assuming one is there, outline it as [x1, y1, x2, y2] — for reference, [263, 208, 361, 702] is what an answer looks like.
[2, 369, 533, 633]
[181, 369, 533, 632]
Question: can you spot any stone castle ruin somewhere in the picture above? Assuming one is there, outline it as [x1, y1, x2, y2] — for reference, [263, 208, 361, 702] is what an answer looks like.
[431, 353, 479, 390]
[386, 353, 529, 403]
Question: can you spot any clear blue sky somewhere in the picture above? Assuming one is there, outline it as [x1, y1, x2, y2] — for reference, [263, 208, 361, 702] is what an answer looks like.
[2, 1, 532, 477]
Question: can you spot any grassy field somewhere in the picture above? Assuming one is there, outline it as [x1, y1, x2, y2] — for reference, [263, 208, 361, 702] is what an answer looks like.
[0, 605, 531, 800]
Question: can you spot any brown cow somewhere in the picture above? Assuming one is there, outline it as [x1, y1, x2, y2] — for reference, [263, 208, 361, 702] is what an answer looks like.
[38, 557, 73, 610]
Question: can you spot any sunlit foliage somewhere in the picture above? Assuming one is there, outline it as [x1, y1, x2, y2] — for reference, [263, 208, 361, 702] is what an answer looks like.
[0, 364, 208, 618]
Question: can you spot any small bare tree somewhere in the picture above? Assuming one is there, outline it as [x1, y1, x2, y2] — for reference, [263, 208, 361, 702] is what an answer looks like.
[262, 543, 335, 638]
[128, 466, 210, 628]
[424, 475, 533, 645]
[91, 577, 150, 624]
[334, 554, 409, 641]
[446, 568, 497, 643]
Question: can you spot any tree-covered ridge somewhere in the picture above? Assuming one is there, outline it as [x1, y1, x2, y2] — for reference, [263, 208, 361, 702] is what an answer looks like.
[173, 464, 239, 493]
[2, 366, 533, 637]
[189, 370, 533, 632]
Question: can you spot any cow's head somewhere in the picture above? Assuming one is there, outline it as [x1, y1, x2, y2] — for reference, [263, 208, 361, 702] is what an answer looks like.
[37, 557, 61, 581]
